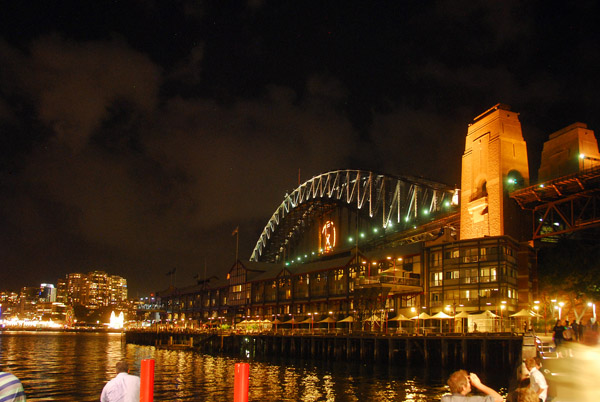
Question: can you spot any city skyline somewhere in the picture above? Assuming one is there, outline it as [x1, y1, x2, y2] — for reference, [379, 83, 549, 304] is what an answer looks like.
[1, 2, 600, 295]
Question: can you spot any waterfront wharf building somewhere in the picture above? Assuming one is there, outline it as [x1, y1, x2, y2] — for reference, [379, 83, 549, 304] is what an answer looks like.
[157, 104, 600, 331]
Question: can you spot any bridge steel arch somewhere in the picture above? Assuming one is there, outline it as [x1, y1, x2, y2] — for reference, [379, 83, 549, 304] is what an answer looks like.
[250, 169, 456, 263]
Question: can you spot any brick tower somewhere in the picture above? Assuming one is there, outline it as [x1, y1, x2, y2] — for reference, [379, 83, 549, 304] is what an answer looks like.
[460, 104, 530, 240]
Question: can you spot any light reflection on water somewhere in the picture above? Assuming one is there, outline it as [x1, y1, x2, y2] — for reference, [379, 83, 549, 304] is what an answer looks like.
[0, 331, 493, 401]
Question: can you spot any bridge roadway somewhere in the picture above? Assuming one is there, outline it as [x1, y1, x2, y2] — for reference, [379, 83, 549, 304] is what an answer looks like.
[126, 329, 524, 369]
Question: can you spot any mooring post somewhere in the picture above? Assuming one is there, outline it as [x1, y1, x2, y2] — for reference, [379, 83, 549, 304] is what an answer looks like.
[140, 359, 155, 402]
[233, 362, 249, 402]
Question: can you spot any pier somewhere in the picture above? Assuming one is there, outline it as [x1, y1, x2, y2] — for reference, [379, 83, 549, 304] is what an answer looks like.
[125, 330, 524, 368]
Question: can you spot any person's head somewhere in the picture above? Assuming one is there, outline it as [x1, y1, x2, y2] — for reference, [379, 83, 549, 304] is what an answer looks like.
[534, 356, 542, 369]
[115, 361, 129, 374]
[524, 357, 536, 371]
[447, 370, 470, 394]
[515, 386, 537, 402]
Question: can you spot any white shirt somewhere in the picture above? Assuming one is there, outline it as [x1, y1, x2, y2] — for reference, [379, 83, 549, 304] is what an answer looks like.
[100, 372, 141, 402]
[529, 367, 548, 402]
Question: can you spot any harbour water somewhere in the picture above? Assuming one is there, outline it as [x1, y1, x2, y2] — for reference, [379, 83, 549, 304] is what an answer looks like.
[0, 331, 512, 401]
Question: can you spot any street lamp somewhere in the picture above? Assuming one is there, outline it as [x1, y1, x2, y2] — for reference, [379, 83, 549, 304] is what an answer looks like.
[589, 302, 597, 322]
[559, 302, 564, 320]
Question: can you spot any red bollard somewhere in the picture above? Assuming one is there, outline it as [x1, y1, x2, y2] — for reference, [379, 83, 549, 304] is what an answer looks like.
[140, 359, 155, 402]
[233, 363, 249, 402]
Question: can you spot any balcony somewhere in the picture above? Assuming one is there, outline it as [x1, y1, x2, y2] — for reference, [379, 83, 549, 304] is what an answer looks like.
[355, 274, 422, 294]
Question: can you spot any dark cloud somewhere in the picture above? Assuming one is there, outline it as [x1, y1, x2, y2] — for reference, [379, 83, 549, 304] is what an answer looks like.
[1, 1, 599, 295]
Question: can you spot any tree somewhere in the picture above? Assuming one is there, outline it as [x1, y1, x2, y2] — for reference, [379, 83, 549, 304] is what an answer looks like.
[538, 238, 600, 301]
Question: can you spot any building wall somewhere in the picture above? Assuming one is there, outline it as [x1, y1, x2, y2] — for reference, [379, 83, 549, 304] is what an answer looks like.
[538, 122, 600, 181]
[460, 104, 529, 240]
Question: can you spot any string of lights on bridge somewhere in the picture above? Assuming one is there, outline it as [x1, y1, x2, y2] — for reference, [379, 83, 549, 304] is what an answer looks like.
[284, 200, 455, 267]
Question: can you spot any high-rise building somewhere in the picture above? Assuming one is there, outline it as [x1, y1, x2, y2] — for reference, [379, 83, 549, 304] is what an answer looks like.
[60, 271, 128, 308]
[39, 283, 57, 302]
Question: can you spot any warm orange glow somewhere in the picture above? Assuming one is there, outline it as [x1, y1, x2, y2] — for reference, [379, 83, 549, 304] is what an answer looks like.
[320, 221, 336, 253]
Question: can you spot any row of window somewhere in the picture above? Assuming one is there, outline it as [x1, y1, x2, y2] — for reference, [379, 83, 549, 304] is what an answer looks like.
[429, 245, 516, 267]
[429, 264, 517, 287]
[431, 286, 518, 304]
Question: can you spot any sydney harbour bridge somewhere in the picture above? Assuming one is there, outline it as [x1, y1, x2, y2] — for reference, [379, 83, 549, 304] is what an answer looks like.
[250, 169, 458, 265]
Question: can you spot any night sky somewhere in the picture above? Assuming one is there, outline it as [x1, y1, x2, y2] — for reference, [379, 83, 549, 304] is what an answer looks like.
[1, 1, 599, 296]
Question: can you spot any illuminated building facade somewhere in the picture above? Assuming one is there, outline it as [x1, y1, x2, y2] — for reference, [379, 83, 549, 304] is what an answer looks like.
[58, 271, 128, 308]
[157, 105, 599, 327]
[538, 122, 600, 181]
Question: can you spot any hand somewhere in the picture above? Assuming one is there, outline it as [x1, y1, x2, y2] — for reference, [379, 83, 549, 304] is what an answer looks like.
[469, 373, 483, 388]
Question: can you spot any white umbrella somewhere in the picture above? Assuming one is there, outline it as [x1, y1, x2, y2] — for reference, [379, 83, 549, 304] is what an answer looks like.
[411, 312, 432, 320]
[283, 317, 299, 331]
[411, 312, 431, 333]
[338, 316, 354, 332]
[388, 313, 411, 321]
[318, 316, 336, 331]
[271, 318, 282, 331]
[510, 309, 540, 318]
[389, 313, 410, 332]
[431, 311, 453, 319]
[431, 311, 453, 332]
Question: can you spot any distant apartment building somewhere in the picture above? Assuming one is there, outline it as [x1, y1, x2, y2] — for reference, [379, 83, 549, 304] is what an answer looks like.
[40, 283, 57, 302]
[57, 271, 128, 308]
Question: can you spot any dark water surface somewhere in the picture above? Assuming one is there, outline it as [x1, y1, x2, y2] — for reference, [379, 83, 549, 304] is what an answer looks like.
[0, 331, 511, 401]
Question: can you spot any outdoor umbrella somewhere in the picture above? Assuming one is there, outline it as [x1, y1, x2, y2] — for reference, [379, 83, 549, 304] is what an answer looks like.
[510, 309, 540, 317]
[318, 316, 337, 331]
[388, 313, 411, 332]
[411, 312, 432, 333]
[388, 313, 411, 321]
[299, 316, 315, 332]
[236, 319, 250, 328]
[431, 311, 454, 332]
[271, 318, 283, 331]
[338, 316, 354, 332]
[283, 317, 299, 331]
